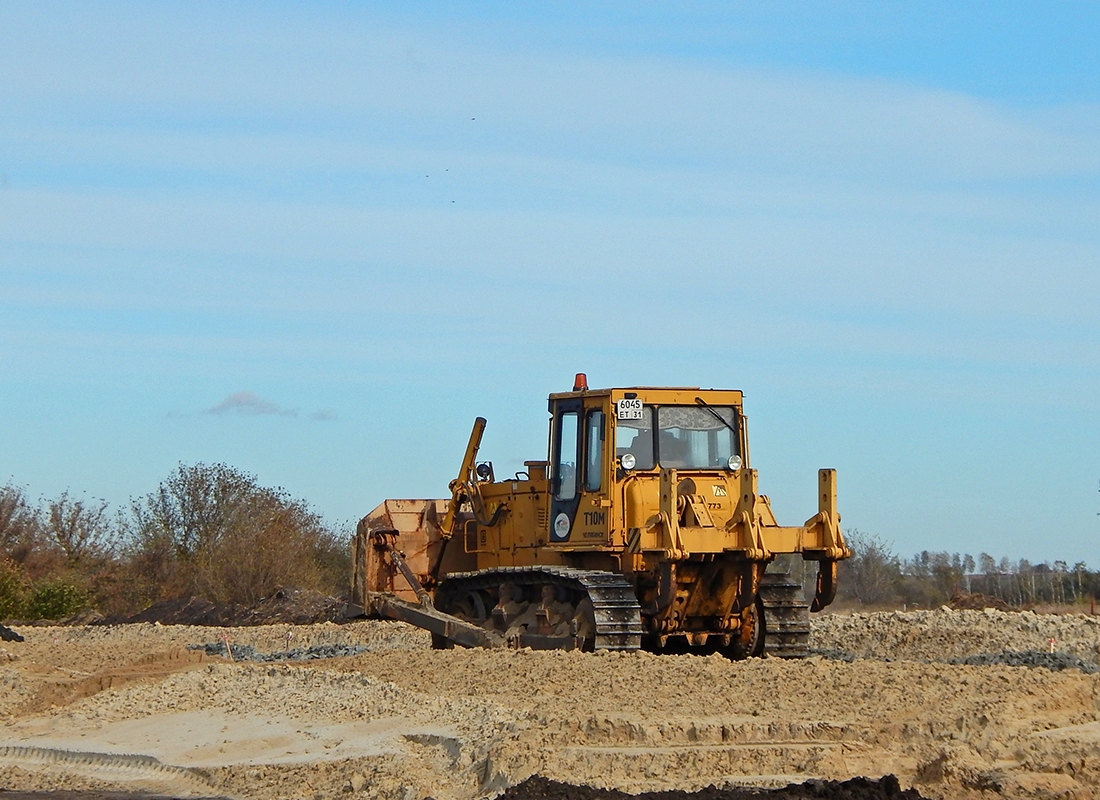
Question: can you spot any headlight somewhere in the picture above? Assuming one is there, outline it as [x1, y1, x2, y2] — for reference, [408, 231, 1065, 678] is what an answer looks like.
[620, 453, 637, 470]
[726, 454, 742, 471]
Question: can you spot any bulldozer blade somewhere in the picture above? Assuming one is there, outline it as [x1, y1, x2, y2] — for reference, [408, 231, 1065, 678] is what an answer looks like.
[368, 593, 507, 649]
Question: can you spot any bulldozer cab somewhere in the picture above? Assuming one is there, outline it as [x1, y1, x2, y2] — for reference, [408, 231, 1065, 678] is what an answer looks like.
[547, 376, 747, 550]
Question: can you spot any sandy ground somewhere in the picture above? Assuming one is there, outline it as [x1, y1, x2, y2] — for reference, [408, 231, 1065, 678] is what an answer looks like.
[1, 610, 1099, 800]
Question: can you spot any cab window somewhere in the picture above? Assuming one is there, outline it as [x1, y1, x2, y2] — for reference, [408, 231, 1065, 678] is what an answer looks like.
[614, 406, 655, 469]
[584, 410, 604, 492]
[553, 411, 579, 500]
[656, 405, 739, 469]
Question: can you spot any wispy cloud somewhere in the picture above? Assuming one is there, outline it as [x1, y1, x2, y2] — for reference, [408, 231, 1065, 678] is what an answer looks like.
[201, 391, 338, 421]
[206, 391, 296, 417]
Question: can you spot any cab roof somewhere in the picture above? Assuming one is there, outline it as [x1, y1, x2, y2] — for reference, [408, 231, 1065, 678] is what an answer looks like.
[548, 386, 744, 404]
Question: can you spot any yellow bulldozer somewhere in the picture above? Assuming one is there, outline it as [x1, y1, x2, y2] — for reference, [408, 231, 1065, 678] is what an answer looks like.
[349, 375, 850, 658]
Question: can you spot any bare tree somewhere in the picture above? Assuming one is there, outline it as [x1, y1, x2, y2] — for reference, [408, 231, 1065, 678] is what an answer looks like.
[962, 554, 975, 592]
[0, 484, 39, 561]
[1074, 561, 1088, 601]
[42, 492, 111, 566]
[1053, 560, 1069, 604]
[838, 529, 901, 605]
[979, 552, 996, 575]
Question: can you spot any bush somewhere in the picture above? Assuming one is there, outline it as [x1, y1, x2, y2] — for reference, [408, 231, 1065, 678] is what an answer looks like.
[190, 494, 330, 605]
[0, 484, 54, 578]
[124, 463, 349, 607]
[312, 525, 352, 599]
[0, 558, 28, 620]
[837, 529, 902, 606]
[25, 580, 88, 620]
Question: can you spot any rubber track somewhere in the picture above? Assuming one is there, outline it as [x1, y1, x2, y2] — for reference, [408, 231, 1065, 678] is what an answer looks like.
[440, 566, 644, 651]
[759, 573, 811, 658]
[0, 745, 214, 789]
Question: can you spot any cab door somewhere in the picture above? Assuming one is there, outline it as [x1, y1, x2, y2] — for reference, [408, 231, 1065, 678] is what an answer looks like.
[549, 400, 608, 544]
[549, 399, 583, 542]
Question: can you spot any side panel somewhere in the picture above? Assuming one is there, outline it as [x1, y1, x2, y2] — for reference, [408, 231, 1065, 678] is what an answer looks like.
[472, 478, 559, 568]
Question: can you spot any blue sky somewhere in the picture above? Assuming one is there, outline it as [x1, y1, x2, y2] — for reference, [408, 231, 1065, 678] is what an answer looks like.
[1, 2, 1098, 564]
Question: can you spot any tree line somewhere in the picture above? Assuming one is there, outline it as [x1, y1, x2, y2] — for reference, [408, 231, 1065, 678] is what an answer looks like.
[0, 463, 349, 621]
[836, 529, 1098, 609]
[4, 471, 1090, 620]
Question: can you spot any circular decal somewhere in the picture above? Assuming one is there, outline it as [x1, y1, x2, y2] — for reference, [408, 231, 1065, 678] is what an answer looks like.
[552, 512, 571, 540]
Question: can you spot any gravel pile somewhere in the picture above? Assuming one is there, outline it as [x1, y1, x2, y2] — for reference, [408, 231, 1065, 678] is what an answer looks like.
[811, 642, 1100, 672]
[813, 606, 1100, 666]
[189, 641, 369, 662]
[947, 649, 1100, 672]
[808, 648, 858, 662]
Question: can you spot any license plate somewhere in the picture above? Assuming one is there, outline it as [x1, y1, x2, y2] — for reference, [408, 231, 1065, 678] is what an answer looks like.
[616, 398, 643, 420]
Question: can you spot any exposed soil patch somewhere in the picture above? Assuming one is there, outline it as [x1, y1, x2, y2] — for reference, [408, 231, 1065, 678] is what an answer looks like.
[91, 587, 347, 627]
[1, 607, 1099, 800]
[0, 792, 230, 799]
[15, 646, 216, 714]
[499, 775, 924, 800]
[947, 592, 1012, 611]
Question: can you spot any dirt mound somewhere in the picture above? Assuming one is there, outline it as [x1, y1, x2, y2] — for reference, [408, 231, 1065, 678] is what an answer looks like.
[16, 647, 215, 714]
[501, 775, 924, 800]
[98, 587, 347, 627]
[246, 586, 347, 624]
[115, 596, 245, 626]
[948, 592, 1012, 611]
[813, 606, 1100, 665]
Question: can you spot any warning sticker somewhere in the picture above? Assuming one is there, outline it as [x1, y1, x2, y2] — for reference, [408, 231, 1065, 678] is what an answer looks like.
[552, 512, 571, 540]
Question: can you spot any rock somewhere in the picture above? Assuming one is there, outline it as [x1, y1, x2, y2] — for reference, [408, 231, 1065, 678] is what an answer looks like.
[188, 641, 369, 662]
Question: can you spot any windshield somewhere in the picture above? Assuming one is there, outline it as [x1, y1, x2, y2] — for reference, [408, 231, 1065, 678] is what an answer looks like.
[656, 405, 739, 469]
[616, 405, 740, 470]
